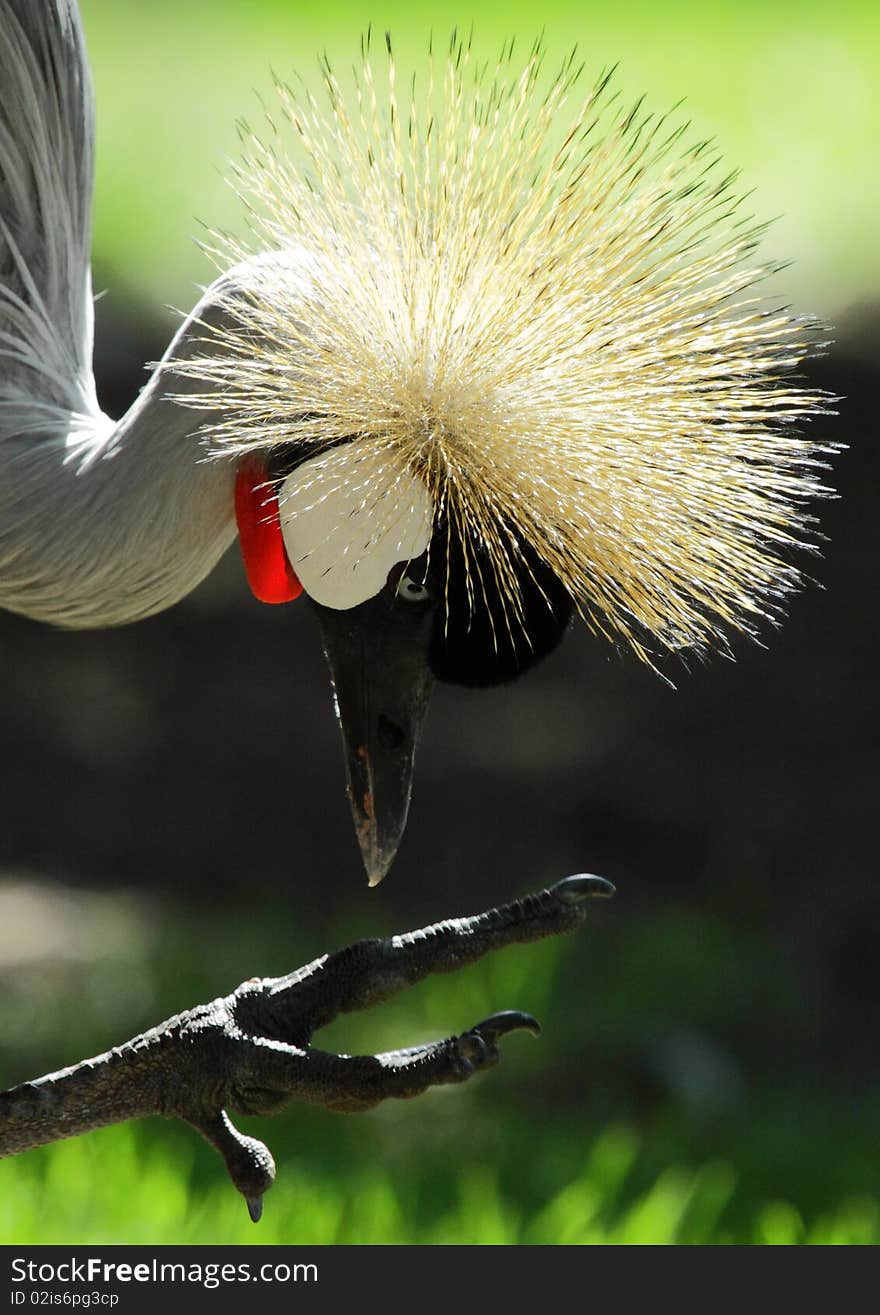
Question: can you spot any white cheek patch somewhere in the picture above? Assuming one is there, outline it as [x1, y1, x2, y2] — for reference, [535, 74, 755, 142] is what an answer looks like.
[278, 446, 433, 610]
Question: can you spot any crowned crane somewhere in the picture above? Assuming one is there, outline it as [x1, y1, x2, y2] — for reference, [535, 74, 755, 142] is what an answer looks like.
[0, 1, 832, 886]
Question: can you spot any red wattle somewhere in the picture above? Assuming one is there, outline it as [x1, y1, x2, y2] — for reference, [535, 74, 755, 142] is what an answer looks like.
[234, 458, 303, 604]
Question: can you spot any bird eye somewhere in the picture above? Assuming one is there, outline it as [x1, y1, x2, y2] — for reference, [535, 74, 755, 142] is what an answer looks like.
[398, 575, 431, 603]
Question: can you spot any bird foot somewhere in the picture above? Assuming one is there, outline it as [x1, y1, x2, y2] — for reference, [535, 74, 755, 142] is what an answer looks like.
[0, 874, 614, 1222]
[186, 873, 614, 1219]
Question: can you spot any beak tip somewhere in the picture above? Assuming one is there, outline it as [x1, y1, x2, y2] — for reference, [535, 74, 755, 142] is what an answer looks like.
[364, 846, 396, 887]
[352, 794, 402, 888]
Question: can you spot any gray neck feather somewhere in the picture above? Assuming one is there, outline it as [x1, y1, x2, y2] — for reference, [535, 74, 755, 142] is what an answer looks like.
[0, 1, 240, 629]
[0, 300, 238, 629]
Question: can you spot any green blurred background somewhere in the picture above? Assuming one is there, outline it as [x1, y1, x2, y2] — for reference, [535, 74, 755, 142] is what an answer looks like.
[1, 0, 878, 1244]
[81, 0, 880, 317]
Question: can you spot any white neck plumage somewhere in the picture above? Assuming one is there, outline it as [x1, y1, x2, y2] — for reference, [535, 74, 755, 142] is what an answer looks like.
[0, 292, 238, 630]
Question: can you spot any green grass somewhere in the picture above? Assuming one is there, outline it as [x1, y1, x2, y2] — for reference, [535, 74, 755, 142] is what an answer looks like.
[4, 1121, 877, 1244]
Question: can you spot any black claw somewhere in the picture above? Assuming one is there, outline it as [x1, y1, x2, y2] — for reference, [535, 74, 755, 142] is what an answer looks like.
[553, 873, 616, 904]
[472, 1010, 542, 1039]
[246, 1195, 264, 1224]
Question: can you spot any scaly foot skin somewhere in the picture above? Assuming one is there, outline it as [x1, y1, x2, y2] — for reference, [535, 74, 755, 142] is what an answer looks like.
[187, 873, 614, 1220]
[0, 874, 614, 1222]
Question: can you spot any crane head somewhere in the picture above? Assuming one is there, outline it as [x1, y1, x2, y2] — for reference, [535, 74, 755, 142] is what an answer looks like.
[234, 441, 572, 885]
[170, 36, 835, 885]
[309, 526, 573, 887]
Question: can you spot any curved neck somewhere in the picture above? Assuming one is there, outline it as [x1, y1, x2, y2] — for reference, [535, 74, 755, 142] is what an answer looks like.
[0, 306, 239, 629]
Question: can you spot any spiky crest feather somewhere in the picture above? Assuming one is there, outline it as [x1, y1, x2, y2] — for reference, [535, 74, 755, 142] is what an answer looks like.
[173, 33, 835, 661]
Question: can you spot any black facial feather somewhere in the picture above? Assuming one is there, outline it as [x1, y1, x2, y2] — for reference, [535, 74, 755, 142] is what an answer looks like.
[424, 528, 573, 688]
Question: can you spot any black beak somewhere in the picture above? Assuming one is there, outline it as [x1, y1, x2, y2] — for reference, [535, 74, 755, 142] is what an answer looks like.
[310, 581, 436, 885]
